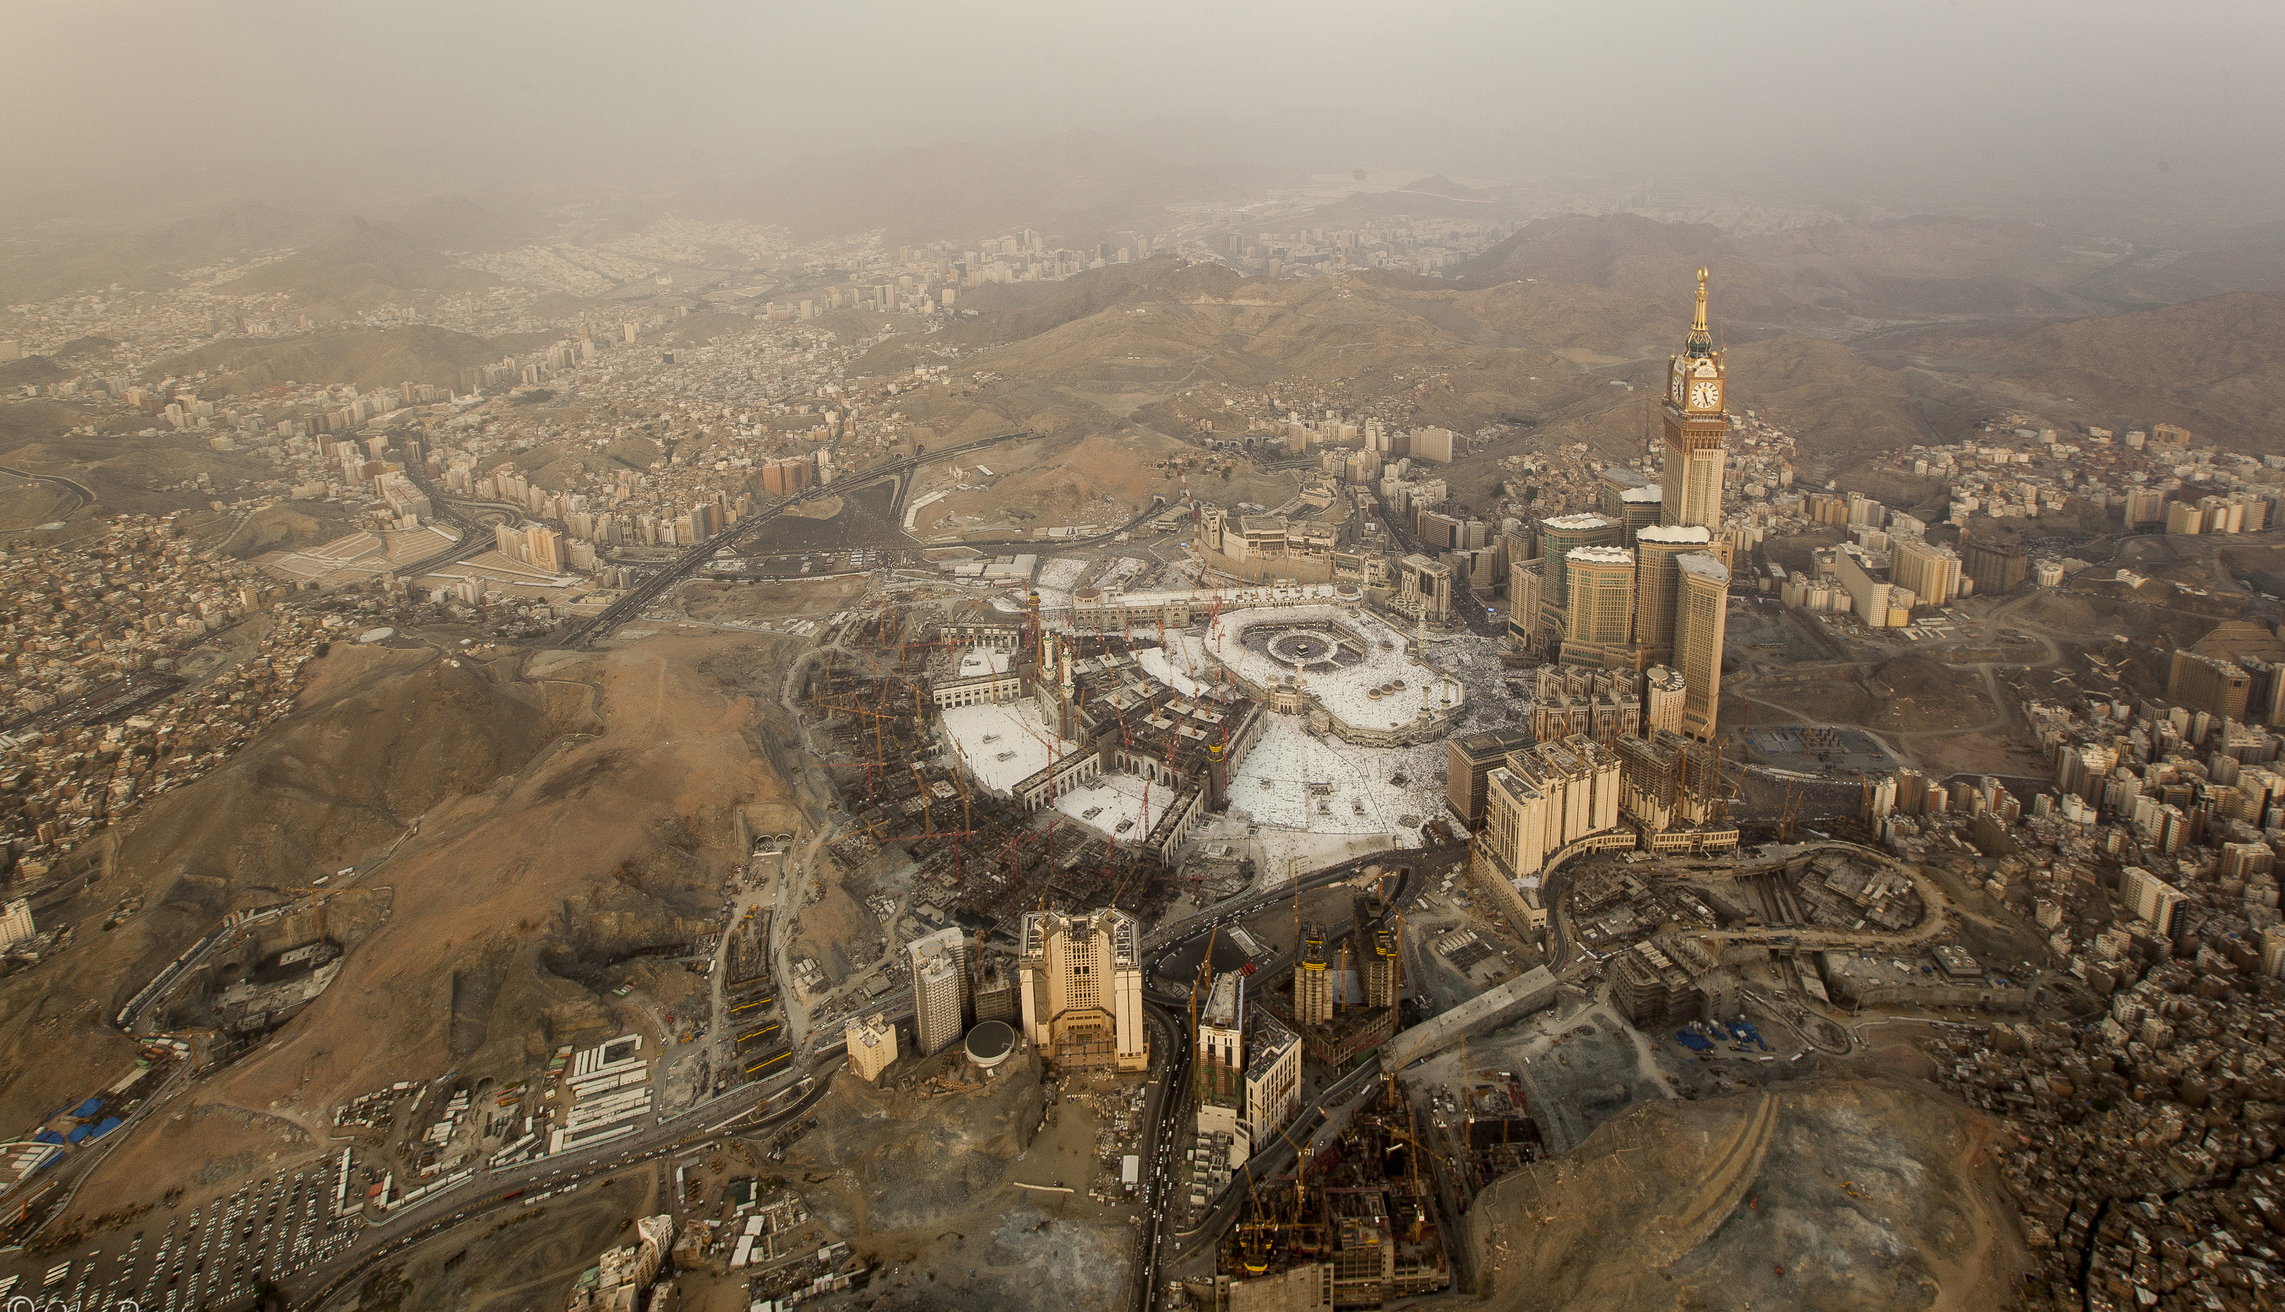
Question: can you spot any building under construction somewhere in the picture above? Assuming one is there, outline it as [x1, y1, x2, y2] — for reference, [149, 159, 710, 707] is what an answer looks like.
[1265, 893, 1402, 1071]
[1196, 1079, 1451, 1310]
[805, 589, 1308, 942]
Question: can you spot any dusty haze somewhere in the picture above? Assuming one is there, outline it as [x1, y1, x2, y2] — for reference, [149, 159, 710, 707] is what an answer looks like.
[3, 0, 2280, 231]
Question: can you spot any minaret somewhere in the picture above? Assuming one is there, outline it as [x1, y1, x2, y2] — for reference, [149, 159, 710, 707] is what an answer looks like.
[1659, 268, 1729, 531]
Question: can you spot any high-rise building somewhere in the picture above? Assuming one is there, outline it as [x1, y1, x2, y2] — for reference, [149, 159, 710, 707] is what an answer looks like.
[1537, 514, 1620, 619]
[1673, 552, 1730, 738]
[1506, 558, 1544, 650]
[1363, 918, 1402, 1010]
[1396, 554, 1454, 620]
[907, 927, 971, 1056]
[846, 1014, 899, 1082]
[1293, 925, 1332, 1026]
[523, 526, 564, 574]
[1962, 534, 2029, 597]
[1660, 269, 1728, 530]
[2119, 866, 2188, 938]
[1643, 665, 1687, 736]
[1632, 525, 1712, 658]
[1890, 539, 1963, 606]
[1192, 972, 1301, 1168]
[1598, 467, 1663, 545]
[1017, 909, 1148, 1071]
[2169, 650, 2252, 723]
[1563, 546, 1635, 648]
[1447, 727, 1533, 830]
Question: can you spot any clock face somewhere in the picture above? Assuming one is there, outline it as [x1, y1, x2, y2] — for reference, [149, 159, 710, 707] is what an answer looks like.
[1689, 380, 1720, 410]
[1671, 361, 1686, 403]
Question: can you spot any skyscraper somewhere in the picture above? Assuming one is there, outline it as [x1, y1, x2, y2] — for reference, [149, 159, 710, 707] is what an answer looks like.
[907, 927, 971, 1056]
[1536, 514, 1620, 642]
[1563, 546, 1635, 647]
[1598, 467, 1663, 545]
[1632, 524, 1712, 658]
[1673, 552, 1730, 738]
[1890, 538, 1963, 606]
[1293, 924, 1331, 1026]
[1660, 269, 1729, 530]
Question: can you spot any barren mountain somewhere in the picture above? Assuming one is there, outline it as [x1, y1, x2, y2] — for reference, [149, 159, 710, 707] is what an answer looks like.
[218, 216, 498, 310]
[1467, 1079, 2026, 1312]
[0, 202, 327, 303]
[146, 324, 552, 396]
[2071, 219, 2285, 306]
[1456, 212, 2118, 333]
[55, 634, 823, 1217]
[1881, 290, 2285, 449]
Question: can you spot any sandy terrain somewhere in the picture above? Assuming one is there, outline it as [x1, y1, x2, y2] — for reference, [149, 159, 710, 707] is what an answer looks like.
[1467, 1078, 2029, 1312]
[55, 631, 825, 1224]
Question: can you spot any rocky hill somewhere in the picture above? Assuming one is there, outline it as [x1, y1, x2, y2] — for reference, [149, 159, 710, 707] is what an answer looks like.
[145, 323, 550, 396]
[1882, 290, 2285, 448]
[47, 633, 826, 1218]
[218, 216, 498, 310]
[1465, 1079, 2027, 1311]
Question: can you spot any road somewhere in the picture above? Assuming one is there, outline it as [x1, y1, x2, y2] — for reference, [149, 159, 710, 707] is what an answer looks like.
[289, 1058, 839, 1310]
[0, 462, 96, 528]
[1124, 855, 1435, 1310]
[557, 430, 1041, 648]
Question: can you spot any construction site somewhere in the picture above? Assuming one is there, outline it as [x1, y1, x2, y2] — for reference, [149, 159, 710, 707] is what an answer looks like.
[1193, 1077, 1453, 1311]
[799, 594, 1282, 944]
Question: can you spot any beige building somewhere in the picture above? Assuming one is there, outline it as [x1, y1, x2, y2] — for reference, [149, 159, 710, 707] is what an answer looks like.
[1563, 547, 1635, 646]
[1193, 973, 1303, 1168]
[1643, 665, 1687, 736]
[1890, 538, 1963, 606]
[1633, 525, 1711, 658]
[846, 1014, 899, 1082]
[1017, 908, 1148, 1071]
[1673, 552, 1729, 738]
[1396, 553, 1455, 620]
[0, 897, 33, 951]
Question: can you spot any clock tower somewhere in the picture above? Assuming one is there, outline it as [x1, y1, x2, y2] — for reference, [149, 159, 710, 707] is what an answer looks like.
[1660, 267, 1729, 530]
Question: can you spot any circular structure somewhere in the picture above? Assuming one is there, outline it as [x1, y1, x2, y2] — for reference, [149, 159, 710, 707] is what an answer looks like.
[1204, 604, 1466, 745]
[964, 1019, 1016, 1069]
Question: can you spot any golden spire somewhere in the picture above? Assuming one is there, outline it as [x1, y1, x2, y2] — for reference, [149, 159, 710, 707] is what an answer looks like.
[1686, 266, 1713, 357]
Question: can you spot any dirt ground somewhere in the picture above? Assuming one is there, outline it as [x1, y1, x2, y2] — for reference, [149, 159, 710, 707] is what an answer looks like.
[666, 575, 872, 623]
[59, 631, 823, 1224]
[341, 1172, 665, 1312]
[784, 1053, 1135, 1312]
[1466, 1076, 2029, 1312]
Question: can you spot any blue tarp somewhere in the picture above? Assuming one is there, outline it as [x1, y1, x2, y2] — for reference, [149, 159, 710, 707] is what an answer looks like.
[1673, 1031, 1713, 1052]
[70, 1097, 105, 1119]
[86, 1117, 122, 1141]
[65, 1124, 91, 1145]
[32, 1130, 64, 1145]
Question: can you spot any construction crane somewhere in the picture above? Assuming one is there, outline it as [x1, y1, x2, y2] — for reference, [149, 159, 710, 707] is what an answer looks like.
[820, 761, 882, 803]
[1188, 926, 1219, 1115]
[291, 884, 334, 943]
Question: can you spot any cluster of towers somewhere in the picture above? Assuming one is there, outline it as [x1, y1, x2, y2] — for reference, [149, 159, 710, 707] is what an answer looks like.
[1511, 269, 1734, 741]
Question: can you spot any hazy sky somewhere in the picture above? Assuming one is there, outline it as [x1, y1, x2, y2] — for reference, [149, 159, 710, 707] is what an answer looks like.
[6, 0, 2280, 226]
